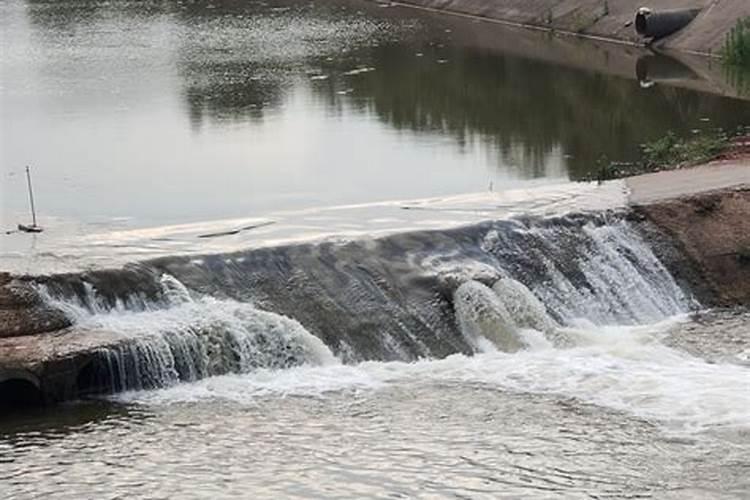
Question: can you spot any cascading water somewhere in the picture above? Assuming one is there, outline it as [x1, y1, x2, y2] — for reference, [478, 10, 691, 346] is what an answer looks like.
[479, 217, 689, 325]
[40, 210, 695, 398]
[46, 277, 337, 395]
[453, 280, 525, 352]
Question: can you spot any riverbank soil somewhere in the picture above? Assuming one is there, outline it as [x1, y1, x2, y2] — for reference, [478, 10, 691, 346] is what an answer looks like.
[631, 169, 750, 305]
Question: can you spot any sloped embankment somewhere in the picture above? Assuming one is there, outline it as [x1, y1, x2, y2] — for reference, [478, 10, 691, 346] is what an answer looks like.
[388, 0, 750, 55]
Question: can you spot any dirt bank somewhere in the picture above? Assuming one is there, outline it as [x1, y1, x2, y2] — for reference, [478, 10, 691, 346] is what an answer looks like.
[387, 0, 750, 55]
[633, 185, 750, 306]
[627, 158, 750, 306]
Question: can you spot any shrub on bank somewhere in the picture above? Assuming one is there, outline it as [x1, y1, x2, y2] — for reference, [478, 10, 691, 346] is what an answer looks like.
[722, 17, 750, 67]
[641, 131, 728, 170]
[586, 126, 749, 182]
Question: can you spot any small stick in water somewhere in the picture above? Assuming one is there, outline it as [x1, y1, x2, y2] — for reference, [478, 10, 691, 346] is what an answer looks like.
[18, 166, 43, 233]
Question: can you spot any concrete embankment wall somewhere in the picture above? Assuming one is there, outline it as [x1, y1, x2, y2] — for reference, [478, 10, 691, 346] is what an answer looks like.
[389, 0, 750, 55]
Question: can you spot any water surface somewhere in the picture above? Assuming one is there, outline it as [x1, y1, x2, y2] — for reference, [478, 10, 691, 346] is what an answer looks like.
[2, 2, 750, 498]
[2, 311, 749, 499]
[2, 0, 749, 234]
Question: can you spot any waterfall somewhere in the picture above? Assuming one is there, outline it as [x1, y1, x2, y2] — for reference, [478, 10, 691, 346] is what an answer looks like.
[39, 210, 692, 397]
[453, 281, 524, 352]
[48, 280, 337, 395]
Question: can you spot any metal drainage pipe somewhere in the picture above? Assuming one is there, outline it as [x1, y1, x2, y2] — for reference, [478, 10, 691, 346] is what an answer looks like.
[635, 7, 701, 40]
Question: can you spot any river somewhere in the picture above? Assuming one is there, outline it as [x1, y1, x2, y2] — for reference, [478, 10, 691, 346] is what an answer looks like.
[1, 0, 750, 498]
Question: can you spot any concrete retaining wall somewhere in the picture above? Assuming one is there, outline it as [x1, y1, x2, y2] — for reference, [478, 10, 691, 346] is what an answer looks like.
[387, 0, 750, 55]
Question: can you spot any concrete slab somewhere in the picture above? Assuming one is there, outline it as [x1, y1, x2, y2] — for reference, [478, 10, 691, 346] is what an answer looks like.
[627, 161, 750, 205]
[387, 0, 749, 55]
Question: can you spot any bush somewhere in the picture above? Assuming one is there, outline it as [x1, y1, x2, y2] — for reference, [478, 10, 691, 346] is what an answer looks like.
[722, 17, 750, 67]
[641, 130, 728, 170]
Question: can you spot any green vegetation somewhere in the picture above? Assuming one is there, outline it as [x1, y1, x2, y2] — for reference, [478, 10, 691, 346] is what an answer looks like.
[724, 63, 750, 97]
[641, 130, 728, 170]
[587, 127, 749, 181]
[722, 17, 750, 67]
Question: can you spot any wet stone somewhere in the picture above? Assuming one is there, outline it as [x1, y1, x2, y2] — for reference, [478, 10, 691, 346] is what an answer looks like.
[0, 279, 72, 337]
[0, 307, 72, 338]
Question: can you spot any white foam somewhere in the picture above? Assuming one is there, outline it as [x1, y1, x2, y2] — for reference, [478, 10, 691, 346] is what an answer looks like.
[492, 277, 557, 332]
[120, 315, 750, 435]
[453, 280, 524, 352]
[47, 276, 338, 389]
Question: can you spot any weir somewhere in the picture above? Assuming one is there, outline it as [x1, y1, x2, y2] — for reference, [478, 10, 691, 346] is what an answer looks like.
[1, 206, 708, 406]
[4, 178, 750, 408]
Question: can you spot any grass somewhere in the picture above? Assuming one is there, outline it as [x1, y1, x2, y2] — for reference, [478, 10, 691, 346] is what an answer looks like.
[640, 130, 728, 170]
[587, 127, 747, 182]
[722, 17, 750, 67]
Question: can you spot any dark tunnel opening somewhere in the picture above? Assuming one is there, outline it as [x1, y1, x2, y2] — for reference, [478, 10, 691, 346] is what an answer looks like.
[0, 378, 44, 407]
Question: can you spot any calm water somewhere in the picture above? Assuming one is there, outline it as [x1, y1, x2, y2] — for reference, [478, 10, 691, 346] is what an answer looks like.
[2, 0, 749, 231]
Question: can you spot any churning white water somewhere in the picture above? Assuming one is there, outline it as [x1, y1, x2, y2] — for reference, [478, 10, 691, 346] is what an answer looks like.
[116, 313, 750, 435]
[44, 277, 337, 392]
[37, 216, 747, 436]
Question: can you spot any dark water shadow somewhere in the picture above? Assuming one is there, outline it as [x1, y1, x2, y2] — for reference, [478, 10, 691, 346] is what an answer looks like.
[0, 398, 151, 440]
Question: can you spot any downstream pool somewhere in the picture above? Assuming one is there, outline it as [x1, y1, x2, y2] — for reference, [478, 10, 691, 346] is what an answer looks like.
[2, 310, 749, 499]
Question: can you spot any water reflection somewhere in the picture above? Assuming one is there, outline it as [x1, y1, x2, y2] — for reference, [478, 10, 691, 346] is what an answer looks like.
[724, 65, 750, 98]
[0, 400, 149, 441]
[4, 0, 750, 229]
[182, 67, 285, 127]
[170, 0, 750, 177]
[310, 43, 748, 178]
[636, 53, 700, 87]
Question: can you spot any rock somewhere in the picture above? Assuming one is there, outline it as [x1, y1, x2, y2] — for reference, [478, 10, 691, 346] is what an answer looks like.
[0, 308, 72, 338]
[0, 278, 72, 338]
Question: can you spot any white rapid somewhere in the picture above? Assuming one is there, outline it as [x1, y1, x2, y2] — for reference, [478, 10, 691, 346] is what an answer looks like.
[453, 280, 525, 353]
[479, 218, 690, 326]
[46, 277, 337, 393]
[119, 314, 750, 436]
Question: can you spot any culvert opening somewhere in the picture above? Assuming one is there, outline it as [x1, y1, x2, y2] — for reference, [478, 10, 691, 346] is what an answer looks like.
[0, 379, 44, 407]
[635, 11, 648, 35]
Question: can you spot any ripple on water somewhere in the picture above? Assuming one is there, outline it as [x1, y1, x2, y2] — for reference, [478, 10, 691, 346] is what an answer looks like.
[2, 366, 749, 498]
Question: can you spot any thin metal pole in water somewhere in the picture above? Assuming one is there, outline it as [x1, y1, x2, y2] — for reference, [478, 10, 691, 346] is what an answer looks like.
[26, 166, 38, 227]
